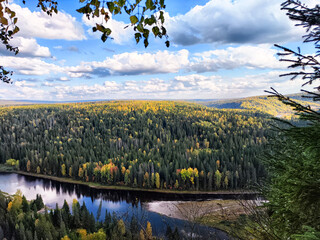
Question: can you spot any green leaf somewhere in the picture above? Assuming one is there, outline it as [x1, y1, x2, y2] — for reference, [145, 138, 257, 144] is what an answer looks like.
[144, 39, 149, 48]
[165, 40, 170, 48]
[101, 33, 107, 42]
[105, 28, 112, 36]
[118, 0, 126, 7]
[76, 5, 92, 14]
[107, 2, 114, 13]
[130, 15, 139, 25]
[152, 26, 159, 37]
[159, 11, 164, 24]
[146, 0, 152, 9]
[90, 0, 100, 7]
[94, 8, 100, 17]
[142, 29, 149, 39]
[134, 33, 141, 43]
[161, 26, 166, 35]
[137, 23, 144, 32]
[160, 0, 165, 8]
[96, 24, 105, 32]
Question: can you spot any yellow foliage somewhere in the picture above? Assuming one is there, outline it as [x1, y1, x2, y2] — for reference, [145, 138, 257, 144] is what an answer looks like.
[7, 201, 12, 211]
[140, 229, 145, 240]
[77, 229, 87, 239]
[146, 221, 153, 240]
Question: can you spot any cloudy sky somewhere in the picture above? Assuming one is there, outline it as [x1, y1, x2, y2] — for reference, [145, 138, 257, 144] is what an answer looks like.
[0, 0, 316, 101]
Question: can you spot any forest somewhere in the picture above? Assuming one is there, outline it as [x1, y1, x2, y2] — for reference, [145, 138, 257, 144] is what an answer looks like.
[0, 101, 271, 191]
[198, 94, 320, 119]
[0, 190, 168, 240]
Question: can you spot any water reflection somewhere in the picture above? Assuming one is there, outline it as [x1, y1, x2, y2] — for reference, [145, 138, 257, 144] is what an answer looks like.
[0, 173, 231, 239]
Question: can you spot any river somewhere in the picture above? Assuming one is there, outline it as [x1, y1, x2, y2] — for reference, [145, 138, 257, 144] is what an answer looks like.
[0, 172, 233, 239]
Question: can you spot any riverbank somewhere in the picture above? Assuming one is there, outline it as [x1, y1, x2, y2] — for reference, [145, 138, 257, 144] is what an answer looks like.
[145, 200, 247, 221]
[145, 199, 255, 238]
[0, 166, 258, 198]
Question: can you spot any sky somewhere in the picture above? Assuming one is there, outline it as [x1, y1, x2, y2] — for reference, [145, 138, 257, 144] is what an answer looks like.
[0, 0, 317, 101]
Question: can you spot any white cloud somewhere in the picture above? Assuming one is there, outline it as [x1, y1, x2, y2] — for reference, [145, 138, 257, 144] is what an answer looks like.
[10, 3, 85, 40]
[165, 0, 308, 46]
[0, 82, 46, 100]
[14, 80, 36, 87]
[49, 81, 121, 100]
[60, 77, 69, 81]
[0, 37, 51, 58]
[0, 56, 64, 75]
[66, 50, 189, 77]
[0, 71, 310, 100]
[190, 45, 288, 72]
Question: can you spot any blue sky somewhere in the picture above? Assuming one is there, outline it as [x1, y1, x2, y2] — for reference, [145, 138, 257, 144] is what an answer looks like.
[0, 0, 317, 101]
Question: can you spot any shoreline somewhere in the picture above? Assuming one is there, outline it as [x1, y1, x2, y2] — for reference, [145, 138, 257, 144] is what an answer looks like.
[144, 199, 248, 221]
[0, 168, 259, 198]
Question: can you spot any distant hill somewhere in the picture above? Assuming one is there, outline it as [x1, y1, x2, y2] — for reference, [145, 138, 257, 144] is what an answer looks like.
[196, 93, 320, 119]
[0, 100, 38, 106]
[0, 99, 110, 106]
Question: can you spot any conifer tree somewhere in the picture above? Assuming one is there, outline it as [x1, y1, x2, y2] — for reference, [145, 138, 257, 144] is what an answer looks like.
[265, 0, 320, 238]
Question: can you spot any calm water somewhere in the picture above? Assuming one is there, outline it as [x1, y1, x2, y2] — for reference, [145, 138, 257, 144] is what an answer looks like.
[0, 173, 230, 239]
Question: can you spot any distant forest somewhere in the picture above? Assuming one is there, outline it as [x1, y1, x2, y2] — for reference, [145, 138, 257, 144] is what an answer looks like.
[0, 101, 272, 191]
[198, 94, 320, 119]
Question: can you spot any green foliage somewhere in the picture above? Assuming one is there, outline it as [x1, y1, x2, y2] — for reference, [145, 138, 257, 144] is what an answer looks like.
[263, 1, 320, 238]
[292, 226, 320, 240]
[264, 121, 320, 238]
[77, 0, 168, 46]
[5, 158, 19, 169]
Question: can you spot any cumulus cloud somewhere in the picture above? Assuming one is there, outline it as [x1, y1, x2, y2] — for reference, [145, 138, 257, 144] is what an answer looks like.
[190, 45, 288, 72]
[0, 56, 64, 75]
[1, 44, 289, 79]
[14, 80, 36, 87]
[66, 50, 189, 77]
[50, 81, 121, 99]
[0, 37, 51, 58]
[165, 0, 308, 46]
[82, 13, 133, 44]
[10, 3, 85, 40]
[0, 82, 46, 100]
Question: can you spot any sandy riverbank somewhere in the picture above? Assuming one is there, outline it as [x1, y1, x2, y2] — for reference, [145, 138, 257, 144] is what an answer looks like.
[144, 199, 249, 222]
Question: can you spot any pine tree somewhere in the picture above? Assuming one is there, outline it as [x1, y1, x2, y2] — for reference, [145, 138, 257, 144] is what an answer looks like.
[264, 0, 320, 238]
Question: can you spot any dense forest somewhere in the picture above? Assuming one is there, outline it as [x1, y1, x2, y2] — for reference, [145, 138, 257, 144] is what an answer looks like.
[0, 101, 271, 191]
[0, 190, 169, 240]
[198, 94, 320, 119]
